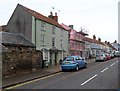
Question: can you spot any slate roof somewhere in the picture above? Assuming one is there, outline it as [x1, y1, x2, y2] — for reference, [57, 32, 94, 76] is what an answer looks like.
[61, 23, 71, 31]
[18, 4, 66, 30]
[104, 42, 117, 50]
[85, 37, 104, 45]
[0, 32, 35, 48]
[61, 23, 88, 36]
[77, 31, 88, 36]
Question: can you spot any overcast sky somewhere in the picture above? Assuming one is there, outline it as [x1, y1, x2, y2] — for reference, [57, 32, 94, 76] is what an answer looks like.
[0, 0, 119, 43]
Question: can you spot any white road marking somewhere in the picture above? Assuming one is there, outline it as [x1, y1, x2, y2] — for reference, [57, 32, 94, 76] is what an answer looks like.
[101, 67, 109, 73]
[110, 63, 116, 67]
[81, 74, 97, 86]
[81, 60, 118, 86]
[116, 61, 118, 63]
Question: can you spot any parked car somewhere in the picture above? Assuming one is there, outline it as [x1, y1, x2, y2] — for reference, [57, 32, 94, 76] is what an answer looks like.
[95, 54, 107, 62]
[109, 53, 114, 58]
[61, 56, 87, 71]
[114, 51, 120, 57]
[105, 53, 111, 60]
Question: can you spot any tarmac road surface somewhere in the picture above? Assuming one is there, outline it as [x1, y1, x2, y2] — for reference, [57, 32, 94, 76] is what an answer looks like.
[5, 58, 119, 89]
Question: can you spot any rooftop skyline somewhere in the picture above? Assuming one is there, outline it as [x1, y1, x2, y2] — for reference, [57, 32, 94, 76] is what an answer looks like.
[0, 0, 119, 43]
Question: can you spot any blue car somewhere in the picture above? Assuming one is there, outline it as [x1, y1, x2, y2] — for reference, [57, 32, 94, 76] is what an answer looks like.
[61, 56, 87, 71]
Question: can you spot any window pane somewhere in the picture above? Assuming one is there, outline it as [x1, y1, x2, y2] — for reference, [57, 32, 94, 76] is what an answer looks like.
[52, 37, 55, 47]
[52, 26, 55, 34]
[41, 21, 46, 31]
[66, 57, 74, 61]
[41, 34, 45, 46]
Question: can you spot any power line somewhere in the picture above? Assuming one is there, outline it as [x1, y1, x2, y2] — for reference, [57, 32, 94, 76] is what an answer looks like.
[61, 4, 117, 14]
[79, 4, 117, 13]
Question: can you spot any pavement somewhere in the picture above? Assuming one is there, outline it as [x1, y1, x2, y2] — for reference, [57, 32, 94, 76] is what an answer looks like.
[2, 58, 95, 89]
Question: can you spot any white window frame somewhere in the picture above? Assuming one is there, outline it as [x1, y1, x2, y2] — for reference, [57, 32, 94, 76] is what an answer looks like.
[41, 34, 45, 46]
[41, 21, 46, 31]
[52, 37, 55, 47]
[52, 26, 56, 34]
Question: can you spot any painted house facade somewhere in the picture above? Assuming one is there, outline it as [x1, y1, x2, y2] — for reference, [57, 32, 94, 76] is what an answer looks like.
[102, 41, 111, 53]
[85, 35, 104, 58]
[5, 4, 69, 66]
[61, 23, 88, 58]
[103, 41, 117, 53]
[111, 41, 120, 51]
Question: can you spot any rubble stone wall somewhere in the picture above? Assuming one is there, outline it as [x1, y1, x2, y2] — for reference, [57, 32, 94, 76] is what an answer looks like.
[2, 46, 43, 77]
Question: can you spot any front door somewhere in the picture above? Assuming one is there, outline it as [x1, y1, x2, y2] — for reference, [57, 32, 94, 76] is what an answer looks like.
[55, 53, 57, 65]
[50, 52, 52, 66]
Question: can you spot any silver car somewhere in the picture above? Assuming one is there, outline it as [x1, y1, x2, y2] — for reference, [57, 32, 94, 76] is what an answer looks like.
[95, 54, 107, 62]
[114, 51, 120, 57]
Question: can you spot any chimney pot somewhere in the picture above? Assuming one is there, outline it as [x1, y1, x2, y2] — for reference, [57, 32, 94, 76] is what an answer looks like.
[98, 38, 101, 42]
[50, 11, 53, 16]
[55, 12, 57, 16]
[93, 35, 96, 40]
[105, 41, 107, 44]
[114, 40, 117, 43]
[48, 12, 58, 22]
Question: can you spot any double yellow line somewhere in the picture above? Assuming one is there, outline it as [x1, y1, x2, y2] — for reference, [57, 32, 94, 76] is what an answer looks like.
[4, 72, 62, 90]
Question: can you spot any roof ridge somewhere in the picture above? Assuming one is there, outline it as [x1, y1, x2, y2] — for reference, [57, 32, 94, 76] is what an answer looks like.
[18, 4, 66, 30]
[86, 37, 103, 44]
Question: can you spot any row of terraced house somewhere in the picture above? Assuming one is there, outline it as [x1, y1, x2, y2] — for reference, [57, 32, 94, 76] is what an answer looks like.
[0, 4, 119, 77]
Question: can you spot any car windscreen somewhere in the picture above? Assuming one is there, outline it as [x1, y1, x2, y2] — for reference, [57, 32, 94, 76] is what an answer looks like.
[96, 54, 103, 57]
[65, 57, 74, 61]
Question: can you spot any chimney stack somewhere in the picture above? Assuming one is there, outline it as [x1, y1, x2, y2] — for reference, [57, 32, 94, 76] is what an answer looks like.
[105, 41, 107, 44]
[48, 11, 54, 19]
[114, 40, 117, 43]
[53, 12, 58, 22]
[93, 35, 96, 40]
[98, 37, 101, 42]
[69, 25, 74, 29]
[48, 12, 58, 22]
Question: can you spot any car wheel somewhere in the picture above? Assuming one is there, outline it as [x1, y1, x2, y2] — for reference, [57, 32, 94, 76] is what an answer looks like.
[62, 69, 65, 72]
[104, 59, 106, 61]
[75, 65, 79, 71]
[84, 63, 87, 68]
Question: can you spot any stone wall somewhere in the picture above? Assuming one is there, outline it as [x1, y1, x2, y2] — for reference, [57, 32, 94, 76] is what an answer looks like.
[2, 46, 43, 77]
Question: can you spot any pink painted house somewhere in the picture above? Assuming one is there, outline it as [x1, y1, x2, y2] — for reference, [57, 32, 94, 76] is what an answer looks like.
[61, 23, 88, 57]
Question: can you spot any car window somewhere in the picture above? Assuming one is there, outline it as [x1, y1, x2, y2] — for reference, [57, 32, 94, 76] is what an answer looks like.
[75, 56, 81, 60]
[75, 57, 78, 60]
[78, 56, 82, 60]
[75, 57, 77, 60]
[96, 55, 99, 57]
[66, 57, 74, 61]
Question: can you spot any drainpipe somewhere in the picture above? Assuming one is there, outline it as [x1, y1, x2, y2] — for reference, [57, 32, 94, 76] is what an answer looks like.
[35, 18, 36, 47]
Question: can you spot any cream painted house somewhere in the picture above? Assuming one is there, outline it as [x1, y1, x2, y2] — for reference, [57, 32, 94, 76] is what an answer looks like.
[30, 11, 69, 66]
[5, 4, 69, 66]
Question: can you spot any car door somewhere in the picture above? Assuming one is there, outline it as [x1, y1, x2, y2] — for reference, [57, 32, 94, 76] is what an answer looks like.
[76, 56, 83, 67]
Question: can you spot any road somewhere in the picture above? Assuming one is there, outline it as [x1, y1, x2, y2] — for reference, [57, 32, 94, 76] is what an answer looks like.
[5, 58, 119, 89]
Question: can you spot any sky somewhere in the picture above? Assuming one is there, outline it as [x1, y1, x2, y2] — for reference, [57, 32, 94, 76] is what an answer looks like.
[0, 0, 119, 43]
